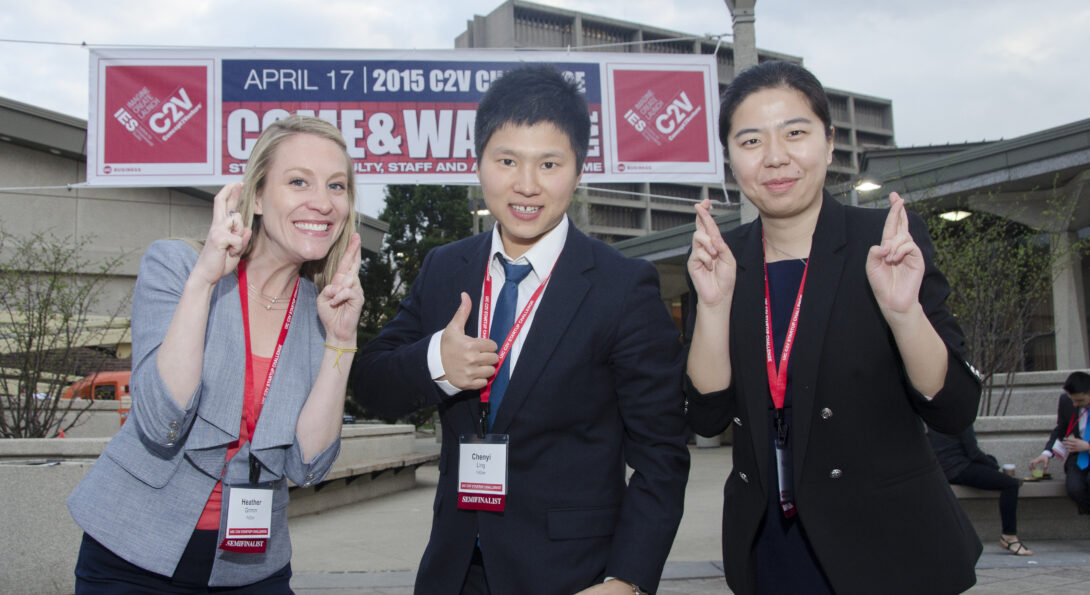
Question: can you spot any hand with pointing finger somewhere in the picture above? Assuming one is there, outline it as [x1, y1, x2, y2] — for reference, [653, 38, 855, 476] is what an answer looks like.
[866, 192, 925, 317]
[687, 198, 736, 310]
[192, 182, 251, 287]
[439, 292, 500, 391]
[318, 233, 364, 345]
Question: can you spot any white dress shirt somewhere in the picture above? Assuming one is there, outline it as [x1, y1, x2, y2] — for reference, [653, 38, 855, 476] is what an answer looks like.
[426, 216, 569, 395]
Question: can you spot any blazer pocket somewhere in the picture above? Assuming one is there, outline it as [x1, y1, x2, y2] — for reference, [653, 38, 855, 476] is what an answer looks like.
[103, 425, 185, 488]
[547, 506, 619, 541]
[876, 462, 941, 489]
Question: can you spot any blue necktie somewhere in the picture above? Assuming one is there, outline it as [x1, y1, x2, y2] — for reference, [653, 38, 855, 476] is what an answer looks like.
[487, 260, 533, 431]
[1079, 409, 1089, 470]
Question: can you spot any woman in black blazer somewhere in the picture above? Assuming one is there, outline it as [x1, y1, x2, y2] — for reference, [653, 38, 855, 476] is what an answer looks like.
[684, 61, 983, 594]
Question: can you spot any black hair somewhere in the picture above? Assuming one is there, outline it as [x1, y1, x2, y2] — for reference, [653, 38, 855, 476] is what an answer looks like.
[1064, 371, 1090, 395]
[718, 60, 833, 147]
[474, 63, 591, 169]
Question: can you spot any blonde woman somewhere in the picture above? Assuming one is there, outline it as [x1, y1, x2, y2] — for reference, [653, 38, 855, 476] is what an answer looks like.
[69, 115, 363, 593]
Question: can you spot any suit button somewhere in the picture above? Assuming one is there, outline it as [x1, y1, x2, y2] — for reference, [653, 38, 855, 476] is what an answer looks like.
[820, 408, 833, 420]
[166, 430, 177, 441]
[829, 468, 843, 479]
[739, 472, 749, 483]
[733, 417, 743, 426]
[168, 421, 179, 430]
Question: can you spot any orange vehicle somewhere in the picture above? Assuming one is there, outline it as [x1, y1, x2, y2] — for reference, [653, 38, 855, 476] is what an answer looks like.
[61, 370, 131, 401]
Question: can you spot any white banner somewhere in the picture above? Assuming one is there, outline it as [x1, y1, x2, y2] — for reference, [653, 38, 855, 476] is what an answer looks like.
[88, 48, 722, 186]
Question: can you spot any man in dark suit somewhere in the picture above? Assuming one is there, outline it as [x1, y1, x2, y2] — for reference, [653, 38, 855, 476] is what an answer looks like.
[350, 64, 689, 595]
[1030, 371, 1090, 513]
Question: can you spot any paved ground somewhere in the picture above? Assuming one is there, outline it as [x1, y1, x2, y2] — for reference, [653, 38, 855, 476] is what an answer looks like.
[288, 440, 1090, 594]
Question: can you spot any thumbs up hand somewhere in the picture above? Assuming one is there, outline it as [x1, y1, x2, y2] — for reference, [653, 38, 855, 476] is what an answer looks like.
[439, 292, 500, 390]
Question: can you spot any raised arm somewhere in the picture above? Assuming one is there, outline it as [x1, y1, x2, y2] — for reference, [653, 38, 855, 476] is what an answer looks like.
[685, 198, 737, 394]
[866, 192, 948, 398]
[295, 233, 363, 462]
[156, 183, 251, 408]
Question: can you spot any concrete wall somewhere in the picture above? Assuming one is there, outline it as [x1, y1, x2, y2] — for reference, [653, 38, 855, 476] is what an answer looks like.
[0, 398, 127, 439]
[0, 460, 95, 595]
[0, 424, 432, 595]
[0, 142, 218, 316]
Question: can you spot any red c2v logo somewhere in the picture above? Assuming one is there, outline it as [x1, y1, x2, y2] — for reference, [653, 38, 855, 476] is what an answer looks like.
[103, 65, 209, 164]
[655, 91, 694, 136]
[148, 88, 198, 136]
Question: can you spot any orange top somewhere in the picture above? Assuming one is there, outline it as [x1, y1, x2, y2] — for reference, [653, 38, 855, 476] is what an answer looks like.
[196, 354, 271, 530]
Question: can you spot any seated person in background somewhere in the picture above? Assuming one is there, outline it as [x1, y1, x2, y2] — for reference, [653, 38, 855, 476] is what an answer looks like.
[1030, 371, 1090, 515]
[928, 426, 1032, 556]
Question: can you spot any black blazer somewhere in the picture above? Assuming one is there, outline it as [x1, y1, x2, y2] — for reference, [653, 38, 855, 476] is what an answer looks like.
[352, 225, 690, 594]
[927, 426, 996, 481]
[685, 195, 983, 595]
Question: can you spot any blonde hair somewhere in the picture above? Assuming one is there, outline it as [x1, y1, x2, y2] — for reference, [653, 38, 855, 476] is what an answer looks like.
[236, 115, 358, 288]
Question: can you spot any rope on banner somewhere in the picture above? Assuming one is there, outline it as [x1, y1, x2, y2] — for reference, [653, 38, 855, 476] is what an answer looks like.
[0, 33, 733, 55]
[0, 38, 87, 47]
[577, 184, 732, 205]
[0, 185, 79, 192]
[531, 34, 730, 53]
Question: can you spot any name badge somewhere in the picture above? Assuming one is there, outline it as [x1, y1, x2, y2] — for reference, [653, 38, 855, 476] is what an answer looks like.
[458, 434, 509, 511]
[220, 485, 273, 553]
[774, 442, 797, 518]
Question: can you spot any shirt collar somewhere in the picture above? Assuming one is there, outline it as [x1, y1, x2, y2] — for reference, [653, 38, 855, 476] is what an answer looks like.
[489, 215, 569, 276]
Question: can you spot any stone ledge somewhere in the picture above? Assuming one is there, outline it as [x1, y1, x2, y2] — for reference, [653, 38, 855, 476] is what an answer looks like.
[950, 478, 1090, 541]
[291, 449, 440, 487]
[952, 479, 1066, 499]
[0, 437, 108, 460]
[974, 415, 1055, 433]
[0, 424, 432, 595]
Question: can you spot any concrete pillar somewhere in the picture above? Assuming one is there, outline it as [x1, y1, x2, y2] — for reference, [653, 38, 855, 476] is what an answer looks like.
[575, 186, 590, 230]
[643, 182, 652, 233]
[1052, 231, 1090, 369]
[725, 0, 759, 224]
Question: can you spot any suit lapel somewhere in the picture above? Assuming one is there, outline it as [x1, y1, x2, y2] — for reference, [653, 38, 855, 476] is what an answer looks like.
[194, 275, 246, 442]
[184, 274, 245, 476]
[251, 281, 318, 451]
[732, 219, 772, 491]
[456, 234, 493, 432]
[490, 228, 593, 435]
[789, 196, 847, 480]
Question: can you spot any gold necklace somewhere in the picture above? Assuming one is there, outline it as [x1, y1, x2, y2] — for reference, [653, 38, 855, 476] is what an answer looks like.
[763, 237, 809, 265]
[248, 283, 290, 311]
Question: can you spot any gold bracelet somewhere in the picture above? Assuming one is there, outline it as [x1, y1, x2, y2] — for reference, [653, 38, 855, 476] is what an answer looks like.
[324, 343, 358, 372]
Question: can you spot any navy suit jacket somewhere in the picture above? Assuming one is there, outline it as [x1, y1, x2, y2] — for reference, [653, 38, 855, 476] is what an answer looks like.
[1043, 393, 1086, 472]
[352, 225, 689, 594]
[685, 196, 983, 595]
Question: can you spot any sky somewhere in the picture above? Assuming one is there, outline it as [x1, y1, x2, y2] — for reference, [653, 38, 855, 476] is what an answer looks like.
[1, 0, 1087, 214]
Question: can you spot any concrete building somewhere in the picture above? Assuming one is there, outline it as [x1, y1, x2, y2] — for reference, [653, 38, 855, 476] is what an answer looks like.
[456, 0, 895, 241]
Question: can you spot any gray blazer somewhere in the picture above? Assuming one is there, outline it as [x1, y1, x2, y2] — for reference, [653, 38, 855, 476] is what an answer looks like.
[68, 240, 340, 586]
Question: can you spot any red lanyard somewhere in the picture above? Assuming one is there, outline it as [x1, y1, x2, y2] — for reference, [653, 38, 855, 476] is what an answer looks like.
[1066, 407, 1088, 437]
[237, 260, 299, 438]
[478, 257, 554, 404]
[762, 240, 809, 411]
